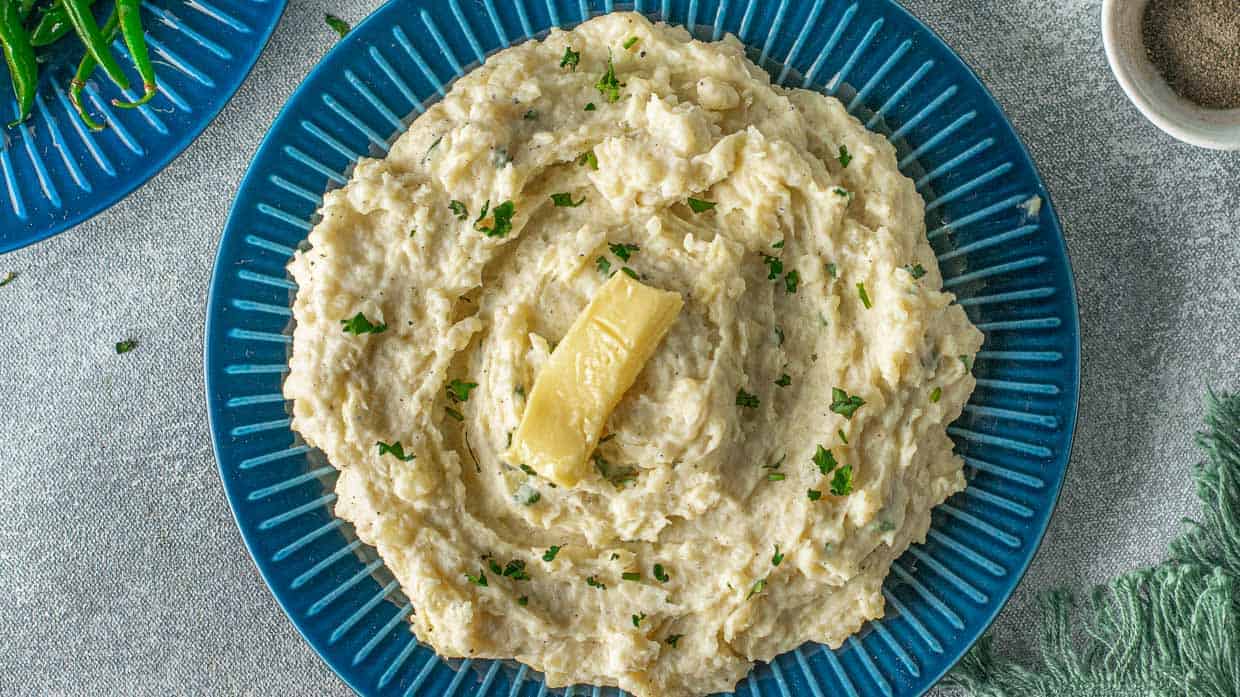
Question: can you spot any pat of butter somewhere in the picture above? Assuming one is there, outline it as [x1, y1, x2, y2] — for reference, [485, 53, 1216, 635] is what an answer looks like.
[506, 272, 683, 487]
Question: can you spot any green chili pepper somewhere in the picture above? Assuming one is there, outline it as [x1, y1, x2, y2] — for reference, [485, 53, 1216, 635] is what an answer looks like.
[110, 0, 154, 108]
[60, 0, 129, 90]
[30, 0, 90, 48]
[69, 4, 118, 131]
[0, 0, 38, 127]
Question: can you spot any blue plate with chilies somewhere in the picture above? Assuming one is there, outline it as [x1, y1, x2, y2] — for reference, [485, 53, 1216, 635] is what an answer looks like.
[204, 0, 1080, 695]
[0, 0, 286, 253]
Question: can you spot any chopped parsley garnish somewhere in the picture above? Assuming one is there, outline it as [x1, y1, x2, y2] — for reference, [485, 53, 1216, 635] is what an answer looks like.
[825, 262, 837, 278]
[830, 464, 854, 496]
[632, 612, 646, 627]
[620, 266, 639, 279]
[507, 431, 513, 448]
[735, 389, 760, 408]
[775, 326, 785, 346]
[449, 199, 468, 219]
[771, 545, 784, 566]
[761, 254, 783, 280]
[686, 197, 716, 213]
[520, 464, 537, 477]
[960, 355, 973, 371]
[746, 578, 766, 599]
[447, 379, 478, 402]
[584, 102, 597, 111]
[514, 484, 541, 505]
[608, 242, 640, 261]
[764, 454, 786, 471]
[623, 36, 639, 49]
[767, 472, 786, 481]
[517, 595, 529, 606]
[488, 558, 503, 575]
[622, 572, 641, 582]
[503, 559, 531, 580]
[543, 546, 561, 562]
[586, 575, 607, 589]
[930, 386, 942, 403]
[595, 54, 624, 102]
[0, 271, 15, 287]
[813, 445, 837, 475]
[596, 256, 612, 275]
[833, 187, 851, 197]
[666, 634, 683, 647]
[550, 192, 586, 207]
[906, 263, 927, 279]
[772, 239, 784, 249]
[876, 519, 897, 532]
[784, 269, 800, 294]
[341, 313, 387, 335]
[560, 46, 580, 70]
[377, 441, 415, 461]
[515, 385, 526, 397]
[856, 282, 872, 308]
[837, 144, 852, 167]
[475, 200, 515, 237]
[578, 150, 599, 169]
[807, 489, 822, 501]
[759, 251, 798, 292]
[465, 569, 488, 587]
[830, 388, 865, 418]
[653, 563, 670, 582]
[775, 374, 791, 387]
[523, 109, 538, 120]
[594, 453, 638, 488]
[445, 406, 465, 421]
[324, 13, 350, 37]
[838, 429, 848, 444]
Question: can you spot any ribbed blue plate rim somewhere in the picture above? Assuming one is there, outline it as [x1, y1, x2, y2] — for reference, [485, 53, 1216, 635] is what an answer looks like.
[205, 1, 1081, 695]
[0, 0, 288, 254]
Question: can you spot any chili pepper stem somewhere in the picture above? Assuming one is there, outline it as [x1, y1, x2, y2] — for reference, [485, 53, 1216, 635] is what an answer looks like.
[69, 78, 104, 131]
[110, 0, 155, 109]
[67, 6, 119, 130]
[111, 82, 155, 109]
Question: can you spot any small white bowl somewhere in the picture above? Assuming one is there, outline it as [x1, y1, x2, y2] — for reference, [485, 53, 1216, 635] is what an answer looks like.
[1102, 0, 1240, 150]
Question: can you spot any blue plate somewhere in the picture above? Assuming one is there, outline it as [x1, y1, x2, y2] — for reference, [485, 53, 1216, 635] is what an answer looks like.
[0, 0, 287, 253]
[205, 1, 1081, 695]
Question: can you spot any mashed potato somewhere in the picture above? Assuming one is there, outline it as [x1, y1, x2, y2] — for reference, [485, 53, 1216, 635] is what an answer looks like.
[284, 12, 983, 697]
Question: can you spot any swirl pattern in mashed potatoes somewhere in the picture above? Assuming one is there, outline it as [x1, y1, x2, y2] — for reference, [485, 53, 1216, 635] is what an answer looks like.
[284, 12, 983, 697]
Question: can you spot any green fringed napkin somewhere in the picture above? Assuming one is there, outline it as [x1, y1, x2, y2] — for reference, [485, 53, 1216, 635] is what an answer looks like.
[946, 392, 1240, 696]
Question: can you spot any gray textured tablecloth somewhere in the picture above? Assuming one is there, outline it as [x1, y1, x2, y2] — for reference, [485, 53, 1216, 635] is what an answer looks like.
[1, 0, 1237, 694]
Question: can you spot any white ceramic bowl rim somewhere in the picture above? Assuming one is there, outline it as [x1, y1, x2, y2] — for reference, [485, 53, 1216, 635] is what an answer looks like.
[1102, 0, 1240, 150]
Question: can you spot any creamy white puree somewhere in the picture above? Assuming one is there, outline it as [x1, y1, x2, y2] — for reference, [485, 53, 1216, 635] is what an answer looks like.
[285, 13, 983, 697]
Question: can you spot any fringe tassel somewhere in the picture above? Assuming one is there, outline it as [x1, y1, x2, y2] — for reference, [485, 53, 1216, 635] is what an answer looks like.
[944, 392, 1240, 697]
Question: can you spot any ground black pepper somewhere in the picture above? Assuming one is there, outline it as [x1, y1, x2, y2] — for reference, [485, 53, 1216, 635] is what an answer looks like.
[1142, 0, 1240, 109]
